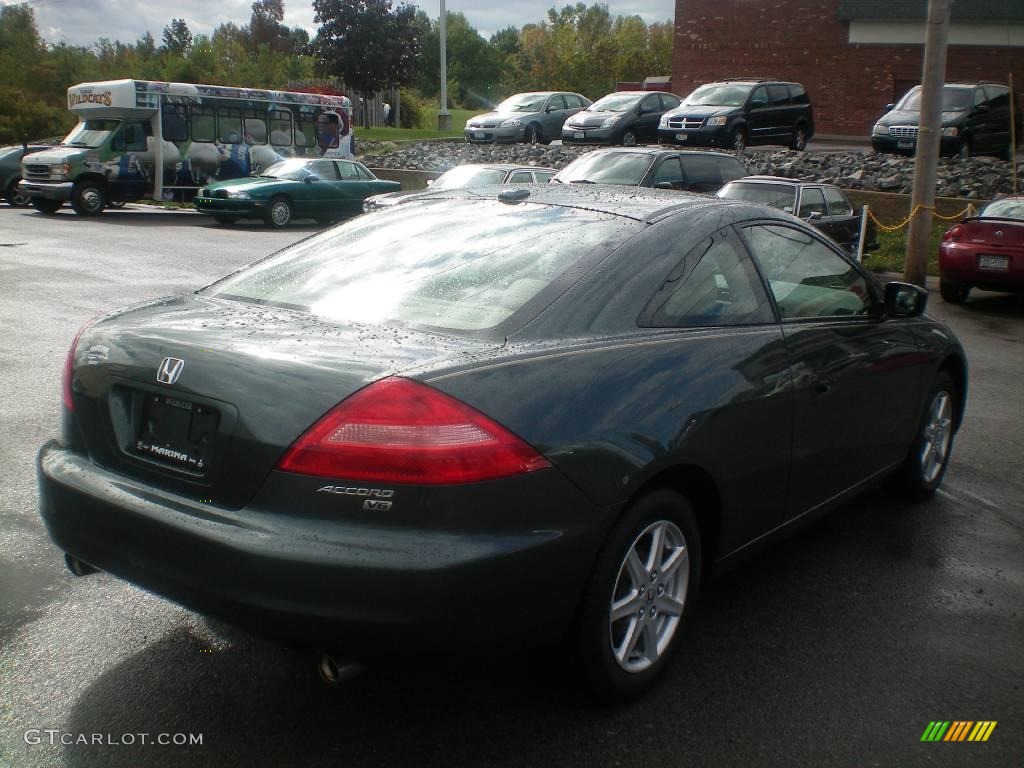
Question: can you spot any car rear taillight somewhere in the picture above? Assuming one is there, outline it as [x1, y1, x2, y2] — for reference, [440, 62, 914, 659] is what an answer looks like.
[943, 224, 964, 242]
[277, 377, 551, 484]
[62, 320, 94, 412]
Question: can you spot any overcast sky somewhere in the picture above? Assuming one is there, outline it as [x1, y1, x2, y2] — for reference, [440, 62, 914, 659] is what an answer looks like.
[7, 0, 675, 47]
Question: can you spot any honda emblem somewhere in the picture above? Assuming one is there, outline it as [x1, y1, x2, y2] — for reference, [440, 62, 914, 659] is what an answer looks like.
[156, 357, 185, 385]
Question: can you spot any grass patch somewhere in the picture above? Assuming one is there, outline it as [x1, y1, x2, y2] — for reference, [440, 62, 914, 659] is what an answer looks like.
[356, 109, 474, 141]
[863, 220, 949, 276]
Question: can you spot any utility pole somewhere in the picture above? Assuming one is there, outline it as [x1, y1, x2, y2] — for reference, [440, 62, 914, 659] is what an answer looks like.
[437, 0, 451, 131]
[904, 0, 952, 288]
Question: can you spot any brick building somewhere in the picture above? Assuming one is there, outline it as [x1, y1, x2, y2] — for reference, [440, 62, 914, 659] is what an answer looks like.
[671, 0, 1024, 137]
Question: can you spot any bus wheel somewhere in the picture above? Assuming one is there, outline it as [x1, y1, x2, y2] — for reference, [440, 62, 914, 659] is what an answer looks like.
[32, 199, 62, 214]
[265, 196, 293, 228]
[71, 181, 106, 216]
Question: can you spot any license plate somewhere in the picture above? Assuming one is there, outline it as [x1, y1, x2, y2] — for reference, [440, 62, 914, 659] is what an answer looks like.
[675, 133, 688, 141]
[134, 394, 219, 473]
[897, 139, 914, 149]
[978, 254, 1009, 270]
[474, 132, 485, 139]
[574, 132, 584, 139]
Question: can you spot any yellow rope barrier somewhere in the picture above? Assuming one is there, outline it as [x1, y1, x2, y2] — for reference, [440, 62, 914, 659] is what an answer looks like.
[866, 203, 976, 232]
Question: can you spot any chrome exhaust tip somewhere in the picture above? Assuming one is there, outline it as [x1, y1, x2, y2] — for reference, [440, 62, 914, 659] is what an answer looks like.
[318, 653, 365, 685]
[64, 553, 99, 577]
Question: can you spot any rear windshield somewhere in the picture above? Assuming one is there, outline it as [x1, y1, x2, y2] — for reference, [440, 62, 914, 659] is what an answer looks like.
[980, 198, 1024, 220]
[553, 152, 653, 186]
[897, 86, 972, 112]
[203, 199, 640, 334]
[433, 166, 507, 189]
[718, 182, 797, 211]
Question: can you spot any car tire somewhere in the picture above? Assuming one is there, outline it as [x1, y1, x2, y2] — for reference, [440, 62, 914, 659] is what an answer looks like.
[6, 179, 31, 207]
[883, 372, 958, 502]
[939, 278, 971, 304]
[955, 136, 972, 161]
[524, 124, 542, 145]
[31, 198, 62, 214]
[574, 488, 701, 702]
[621, 129, 638, 147]
[729, 127, 747, 153]
[212, 215, 237, 225]
[265, 196, 292, 228]
[790, 124, 808, 151]
[71, 181, 106, 216]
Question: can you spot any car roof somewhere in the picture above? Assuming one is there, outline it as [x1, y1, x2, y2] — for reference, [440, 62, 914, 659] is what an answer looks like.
[572, 147, 739, 159]
[402, 183, 747, 224]
[452, 163, 556, 173]
[707, 79, 800, 86]
[730, 176, 839, 187]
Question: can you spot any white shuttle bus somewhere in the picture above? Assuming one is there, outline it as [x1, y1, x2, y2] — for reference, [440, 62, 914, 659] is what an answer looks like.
[19, 79, 354, 215]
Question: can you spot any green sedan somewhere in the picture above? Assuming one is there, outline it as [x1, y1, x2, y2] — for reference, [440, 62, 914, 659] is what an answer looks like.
[194, 158, 401, 228]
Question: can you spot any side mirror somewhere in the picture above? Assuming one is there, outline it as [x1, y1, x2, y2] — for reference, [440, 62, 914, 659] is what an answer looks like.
[654, 181, 674, 190]
[544, 106, 554, 113]
[304, 174, 320, 183]
[783, 206, 794, 213]
[884, 103, 895, 112]
[884, 281, 928, 318]
[806, 210, 823, 220]
[751, 99, 767, 109]
[973, 103, 990, 114]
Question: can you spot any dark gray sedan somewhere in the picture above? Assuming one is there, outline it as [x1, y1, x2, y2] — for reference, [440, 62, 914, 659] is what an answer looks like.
[552, 148, 747, 193]
[39, 185, 965, 701]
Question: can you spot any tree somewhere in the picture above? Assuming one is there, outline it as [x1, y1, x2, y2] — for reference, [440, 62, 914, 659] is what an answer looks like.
[162, 18, 193, 57]
[312, 0, 424, 124]
[250, 0, 289, 52]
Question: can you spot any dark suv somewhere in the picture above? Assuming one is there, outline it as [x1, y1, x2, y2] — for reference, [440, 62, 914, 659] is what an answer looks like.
[658, 79, 814, 152]
[871, 82, 1021, 160]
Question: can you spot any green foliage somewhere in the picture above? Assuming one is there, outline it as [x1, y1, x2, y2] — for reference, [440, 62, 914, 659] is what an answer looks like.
[398, 88, 432, 129]
[311, 0, 424, 94]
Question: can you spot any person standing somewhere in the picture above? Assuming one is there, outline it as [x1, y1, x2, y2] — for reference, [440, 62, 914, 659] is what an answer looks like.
[383, 101, 392, 126]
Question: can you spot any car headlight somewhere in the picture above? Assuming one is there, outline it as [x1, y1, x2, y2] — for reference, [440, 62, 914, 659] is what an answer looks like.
[941, 126, 959, 137]
[225, 190, 250, 199]
[872, 123, 890, 136]
[500, 119, 521, 128]
[659, 115, 670, 128]
[51, 163, 71, 179]
[601, 116, 620, 128]
[705, 116, 727, 127]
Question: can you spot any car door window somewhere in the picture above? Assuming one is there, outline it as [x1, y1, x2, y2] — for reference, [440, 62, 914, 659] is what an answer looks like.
[823, 187, 853, 216]
[750, 86, 769, 108]
[659, 93, 682, 111]
[972, 87, 988, 111]
[309, 160, 338, 180]
[642, 235, 774, 327]
[546, 95, 567, 112]
[651, 157, 684, 188]
[679, 155, 736, 192]
[564, 94, 582, 109]
[767, 85, 790, 107]
[534, 170, 556, 183]
[334, 161, 362, 180]
[640, 94, 660, 114]
[508, 170, 533, 183]
[798, 188, 827, 218]
[742, 224, 871, 319]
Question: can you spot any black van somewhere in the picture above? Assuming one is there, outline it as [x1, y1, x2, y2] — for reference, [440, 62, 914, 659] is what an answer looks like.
[871, 82, 1020, 160]
[657, 79, 815, 152]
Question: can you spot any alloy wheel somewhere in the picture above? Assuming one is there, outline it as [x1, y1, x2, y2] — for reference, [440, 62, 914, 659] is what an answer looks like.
[920, 391, 953, 484]
[608, 520, 689, 673]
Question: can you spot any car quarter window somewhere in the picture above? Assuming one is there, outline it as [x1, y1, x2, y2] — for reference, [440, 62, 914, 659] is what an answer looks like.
[356, 164, 374, 180]
[788, 84, 809, 105]
[798, 187, 827, 217]
[742, 224, 872, 320]
[823, 187, 853, 216]
[643, 234, 774, 327]
[508, 170, 534, 183]
[534, 170, 556, 183]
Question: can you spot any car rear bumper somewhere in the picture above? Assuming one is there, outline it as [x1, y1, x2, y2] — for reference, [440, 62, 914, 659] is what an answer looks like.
[19, 180, 73, 201]
[37, 442, 609, 654]
[939, 242, 1024, 290]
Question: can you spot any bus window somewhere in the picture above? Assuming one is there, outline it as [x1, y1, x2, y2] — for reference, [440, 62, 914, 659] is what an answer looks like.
[162, 104, 188, 143]
[295, 113, 317, 152]
[316, 113, 340, 150]
[111, 122, 150, 152]
[218, 107, 243, 144]
[191, 106, 216, 143]
[269, 110, 292, 148]
[244, 110, 267, 144]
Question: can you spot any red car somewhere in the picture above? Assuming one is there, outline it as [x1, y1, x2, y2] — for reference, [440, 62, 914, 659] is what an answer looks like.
[939, 196, 1024, 303]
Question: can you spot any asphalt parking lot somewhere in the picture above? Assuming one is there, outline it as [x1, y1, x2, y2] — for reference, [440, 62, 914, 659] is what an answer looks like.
[0, 203, 1021, 768]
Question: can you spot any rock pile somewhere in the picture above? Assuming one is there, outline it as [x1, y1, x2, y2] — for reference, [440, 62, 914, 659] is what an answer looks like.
[358, 140, 1023, 200]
